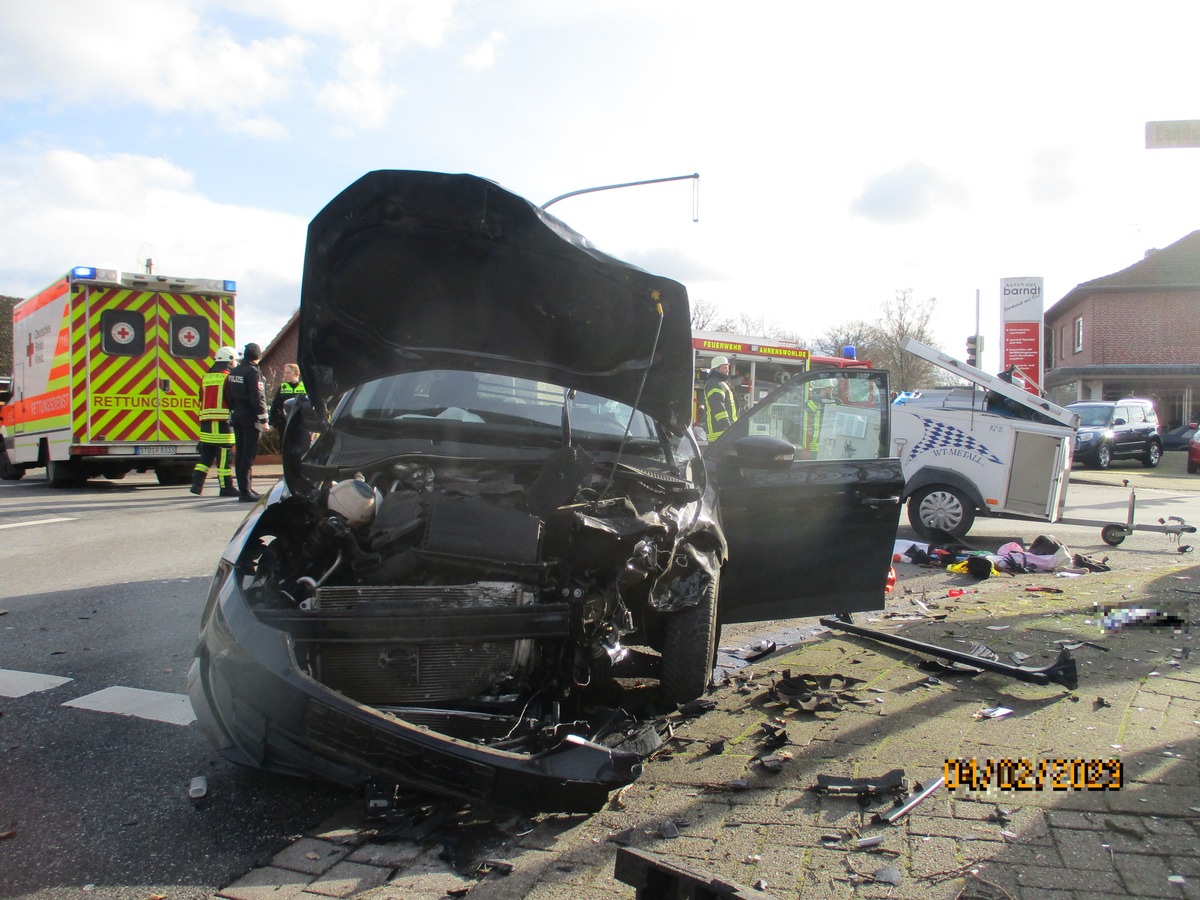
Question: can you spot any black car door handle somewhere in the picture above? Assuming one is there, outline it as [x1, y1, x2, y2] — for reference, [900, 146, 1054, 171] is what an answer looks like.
[862, 496, 901, 508]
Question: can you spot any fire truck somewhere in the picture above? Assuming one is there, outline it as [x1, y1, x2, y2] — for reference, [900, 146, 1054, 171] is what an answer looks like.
[0, 266, 236, 486]
[691, 329, 871, 426]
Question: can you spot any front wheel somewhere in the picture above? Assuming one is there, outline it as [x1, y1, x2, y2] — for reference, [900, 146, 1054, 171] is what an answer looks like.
[1142, 442, 1162, 468]
[1188, 458, 1199, 475]
[659, 571, 720, 707]
[907, 485, 976, 540]
[0, 447, 24, 481]
[1094, 443, 1113, 469]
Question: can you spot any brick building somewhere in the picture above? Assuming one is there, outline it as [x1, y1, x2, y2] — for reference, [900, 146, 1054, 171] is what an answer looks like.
[1044, 230, 1200, 428]
[259, 309, 300, 403]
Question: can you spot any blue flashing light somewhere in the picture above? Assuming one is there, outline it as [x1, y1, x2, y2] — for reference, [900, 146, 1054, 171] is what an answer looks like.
[842, 345, 857, 359]
[223, 280, 237, 292]
[71, 266, 97, 279]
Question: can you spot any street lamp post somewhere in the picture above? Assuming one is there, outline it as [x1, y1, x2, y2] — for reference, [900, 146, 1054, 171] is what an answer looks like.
[541, 173, 700, 221]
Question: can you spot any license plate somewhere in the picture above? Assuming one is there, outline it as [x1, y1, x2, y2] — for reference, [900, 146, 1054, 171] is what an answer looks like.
[134, 445, 177, 456]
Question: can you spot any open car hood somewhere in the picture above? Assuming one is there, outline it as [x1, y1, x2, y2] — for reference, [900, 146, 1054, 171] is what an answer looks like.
[297, 170, 695, 432]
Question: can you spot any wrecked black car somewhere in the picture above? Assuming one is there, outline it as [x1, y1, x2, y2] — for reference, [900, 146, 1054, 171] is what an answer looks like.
[187, 170, 904, 812]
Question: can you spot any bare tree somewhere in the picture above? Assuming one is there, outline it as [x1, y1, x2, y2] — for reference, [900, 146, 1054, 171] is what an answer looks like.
[813, 322, 877, 361]
[713, 311, 805, 343]
[863, 289, 949, 391]
[689, 298, 723, 331]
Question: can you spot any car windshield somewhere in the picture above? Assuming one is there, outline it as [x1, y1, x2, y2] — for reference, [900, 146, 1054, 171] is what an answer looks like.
[339, 369, 661, 444]
[1074, 407, 1113, 428]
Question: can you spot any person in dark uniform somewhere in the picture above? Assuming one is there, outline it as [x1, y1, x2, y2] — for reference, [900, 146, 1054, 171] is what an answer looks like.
[225, 342, 270, 502]
[269, 363, 306, 432]
[190, 346, 240, 497]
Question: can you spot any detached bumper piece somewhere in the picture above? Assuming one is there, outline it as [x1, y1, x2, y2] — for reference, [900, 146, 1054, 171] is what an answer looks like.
[821, 616, 1078, 690]
[302, 699, 639, 813]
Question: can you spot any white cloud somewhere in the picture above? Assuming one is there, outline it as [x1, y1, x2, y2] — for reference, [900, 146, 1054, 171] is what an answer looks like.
[463, 30, 505, 70]
[0, 0, 308, 132]
[0, 148, 306, 343]
[316, 42, 400, 130]
[851, 162, 969, 225]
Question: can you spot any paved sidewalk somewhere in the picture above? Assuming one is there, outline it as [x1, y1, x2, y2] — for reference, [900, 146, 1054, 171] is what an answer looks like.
[211, 553, 1200, 900]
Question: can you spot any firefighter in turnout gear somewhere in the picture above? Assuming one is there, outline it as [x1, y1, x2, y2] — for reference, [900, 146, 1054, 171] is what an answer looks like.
[703, 355, 739, 441]
[226, 342, 270, 502]
[190, 346, 239, 496]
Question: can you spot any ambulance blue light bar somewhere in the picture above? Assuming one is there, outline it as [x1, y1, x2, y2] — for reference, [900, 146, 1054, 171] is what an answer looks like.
[224, 280, 237, 292]
[71, 266, 97, 279]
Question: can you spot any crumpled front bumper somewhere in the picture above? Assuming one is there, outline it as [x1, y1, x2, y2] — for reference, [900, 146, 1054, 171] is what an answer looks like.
[187, 563, 642, 813]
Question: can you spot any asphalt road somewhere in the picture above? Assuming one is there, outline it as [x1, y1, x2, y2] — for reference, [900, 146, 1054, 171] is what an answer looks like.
[0, 470, 353, 900]
[0, 453, 1197, 899]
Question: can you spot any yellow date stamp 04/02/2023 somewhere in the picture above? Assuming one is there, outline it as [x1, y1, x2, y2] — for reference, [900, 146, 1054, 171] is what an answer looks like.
[944, 758, 1123, 791]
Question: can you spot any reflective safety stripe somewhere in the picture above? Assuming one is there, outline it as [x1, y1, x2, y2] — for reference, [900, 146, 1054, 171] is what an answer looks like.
[199, 371, 231, 422]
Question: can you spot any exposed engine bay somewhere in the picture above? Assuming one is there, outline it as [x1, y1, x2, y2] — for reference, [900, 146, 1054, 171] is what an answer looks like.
[236, 444, 723, 753]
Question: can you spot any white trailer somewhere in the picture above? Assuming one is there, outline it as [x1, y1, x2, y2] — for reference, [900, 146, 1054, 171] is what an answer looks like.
[893, 337, 1079, 539]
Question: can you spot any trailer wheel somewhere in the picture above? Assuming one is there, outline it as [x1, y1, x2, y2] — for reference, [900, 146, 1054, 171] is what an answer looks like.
[1101, 524, 1127, 546]
[659, 571, 721, 707]
[907, 486, 976, 539]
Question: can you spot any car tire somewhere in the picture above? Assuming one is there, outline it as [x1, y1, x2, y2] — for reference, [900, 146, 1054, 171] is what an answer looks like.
[0, 448, 24, 481]
[46, 460, 79, 488]
[155, 467, 186, 486]
[1189, 458, 1198, 475]
[1094, 443, 1113, 469]
[659, 571, 720, 707]
[1142, 442, 1162, 468]
[907, 485, 976, 540]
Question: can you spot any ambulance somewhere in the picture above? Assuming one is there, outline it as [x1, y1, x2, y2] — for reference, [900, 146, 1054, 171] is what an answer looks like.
[0, 266, 236, 486]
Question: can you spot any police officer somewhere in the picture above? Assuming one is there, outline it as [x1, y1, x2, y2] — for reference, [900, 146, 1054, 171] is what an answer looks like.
[226, 342, 270, 502]
[269, 363, 306, 432]
[703, 355, 739, 441]
[190, 346, 239, 497]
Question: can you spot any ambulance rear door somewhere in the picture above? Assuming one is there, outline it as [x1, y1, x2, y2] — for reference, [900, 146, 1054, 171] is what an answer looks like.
[80, 275, 235, 449]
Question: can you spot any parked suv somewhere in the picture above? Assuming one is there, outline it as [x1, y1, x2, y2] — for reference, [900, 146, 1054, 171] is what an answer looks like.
[1067, 399, 1162, 469]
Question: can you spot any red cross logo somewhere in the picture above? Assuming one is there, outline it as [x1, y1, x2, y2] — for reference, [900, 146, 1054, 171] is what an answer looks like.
[179, 326, 200, 348]
[111, 322, 135, 345]
[26, 333, 34, 364]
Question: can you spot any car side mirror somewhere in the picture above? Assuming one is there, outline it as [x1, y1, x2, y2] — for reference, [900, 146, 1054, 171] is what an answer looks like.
[731, 434, 795, 470]
[1113, 418, 1126, 426]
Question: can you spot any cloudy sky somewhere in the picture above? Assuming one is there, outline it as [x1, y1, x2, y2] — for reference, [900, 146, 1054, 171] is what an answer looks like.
[4, 0, 1200, 370]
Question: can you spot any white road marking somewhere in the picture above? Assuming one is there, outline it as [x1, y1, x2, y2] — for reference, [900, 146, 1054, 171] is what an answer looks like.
[0, 668, 73, 697]
[0, 517, 77, 530]
[64, 686, 197, 726]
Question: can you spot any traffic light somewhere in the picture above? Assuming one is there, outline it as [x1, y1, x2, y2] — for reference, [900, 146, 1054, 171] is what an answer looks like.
[965, 334, 982, 368]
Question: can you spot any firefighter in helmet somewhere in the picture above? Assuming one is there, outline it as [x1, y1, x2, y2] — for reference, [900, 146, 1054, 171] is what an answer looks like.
[704, 355, 739, 441]
[190, 346, 239, 496]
